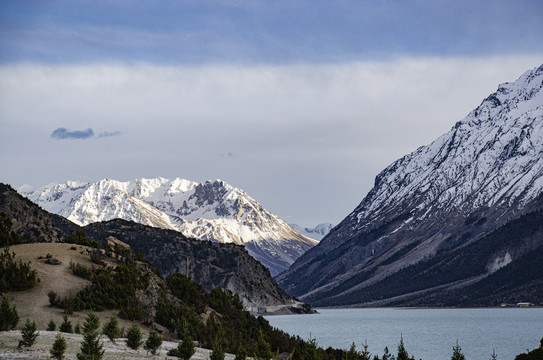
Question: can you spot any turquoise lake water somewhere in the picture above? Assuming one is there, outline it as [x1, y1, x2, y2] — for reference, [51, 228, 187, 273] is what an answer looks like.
[265, 308, 543, 360]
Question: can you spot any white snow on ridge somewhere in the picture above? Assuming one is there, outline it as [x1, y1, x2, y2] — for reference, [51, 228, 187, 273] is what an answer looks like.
[21, 176, 317, 275]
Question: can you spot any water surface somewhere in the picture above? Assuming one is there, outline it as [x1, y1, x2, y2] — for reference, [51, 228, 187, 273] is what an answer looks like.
[265, 308, 543, 360]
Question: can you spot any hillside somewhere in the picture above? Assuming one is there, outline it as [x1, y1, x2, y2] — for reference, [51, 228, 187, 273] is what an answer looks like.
[0, 183, 307, 314]
[277, 64, 543, 307]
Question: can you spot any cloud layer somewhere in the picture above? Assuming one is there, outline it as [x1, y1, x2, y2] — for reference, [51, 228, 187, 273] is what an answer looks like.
[1, 56, 542, 224]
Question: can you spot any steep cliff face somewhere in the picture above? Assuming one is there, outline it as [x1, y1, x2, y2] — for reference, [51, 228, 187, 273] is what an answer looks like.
[22, 177, 317, 276]
[0, 184, 307, 313]
[277, 64, 543, 306]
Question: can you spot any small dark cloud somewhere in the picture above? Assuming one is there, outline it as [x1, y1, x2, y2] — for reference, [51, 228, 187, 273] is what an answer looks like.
[51, 127, 94, 140]
[98, 131, 121, 138]
[219, 152, 236, 158]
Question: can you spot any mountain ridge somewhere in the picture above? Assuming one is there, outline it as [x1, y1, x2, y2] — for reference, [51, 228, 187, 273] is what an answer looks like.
[21, 177, 317, 276]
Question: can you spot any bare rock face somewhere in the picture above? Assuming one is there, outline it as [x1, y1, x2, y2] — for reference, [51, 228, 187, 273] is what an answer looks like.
[277, 64, 543, 307]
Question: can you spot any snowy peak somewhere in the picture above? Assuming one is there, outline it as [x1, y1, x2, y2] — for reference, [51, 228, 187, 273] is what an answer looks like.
[289, 223, 334, 241]
[22, 176, 317, 276]
[277, 64, 543, 306]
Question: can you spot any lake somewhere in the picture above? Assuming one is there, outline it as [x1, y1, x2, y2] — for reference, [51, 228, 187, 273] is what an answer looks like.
[264, 308, 543, 360]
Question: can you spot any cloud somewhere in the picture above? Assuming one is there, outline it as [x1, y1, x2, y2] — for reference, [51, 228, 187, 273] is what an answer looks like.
[98, 131, 121, 138]
[51, 127, 94, 140]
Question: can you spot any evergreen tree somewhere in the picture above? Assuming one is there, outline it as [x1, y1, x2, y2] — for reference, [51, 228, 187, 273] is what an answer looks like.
[382, 346, 394, 360]
[490, 349, 498, 360]
[305, 337, 322, 360]
[360, 340, 372, 360]
[77, 312, 104, 360]
[451, 340, 465, 360]
[234, 343, 248, 360]
[168, 327, 196, 360]
[47, 318, 57, 331]
[144, 329, 163, 355]
[0, 294, 19, 330]
[210, 333, 226, 360]
[126, 323, 143, 350]
[74, 322, 81, 334]
[50, 333, 67, 360]
[59, 314, 73, 333]
[397, 335, 413, 360]
[254, 329, 272, 360]
[18, 318, 38, 348]
[102, 315, 121, 343]
[346, 342, 359, 360]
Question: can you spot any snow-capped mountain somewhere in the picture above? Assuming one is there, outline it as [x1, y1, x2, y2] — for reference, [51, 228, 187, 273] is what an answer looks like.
[277, 64, 543, 306]
[22, 177, 317, 276]
[289, 223, 334, 241]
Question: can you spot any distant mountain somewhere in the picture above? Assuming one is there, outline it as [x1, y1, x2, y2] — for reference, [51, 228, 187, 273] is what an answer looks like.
[277, 64, 543, 307]
[21, 177, 317, 276]
[289, 223, 334, 241]
[0, 183, 309, 314]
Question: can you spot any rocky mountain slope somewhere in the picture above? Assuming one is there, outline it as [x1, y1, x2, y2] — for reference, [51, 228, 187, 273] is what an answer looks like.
[0, 183, 308, 314]
[277, 64, 543, 306]
[289, 223, 334, 241]
[21, 178, 317, 276]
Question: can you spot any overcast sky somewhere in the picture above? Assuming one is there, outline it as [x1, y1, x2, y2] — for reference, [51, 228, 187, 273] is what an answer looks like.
[1, 1, 542, 226]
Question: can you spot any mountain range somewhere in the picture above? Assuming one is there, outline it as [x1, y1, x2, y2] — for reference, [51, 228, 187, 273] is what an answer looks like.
[277, 64, 543, 306]
[0, 183, 309, 314]
[289, 223, 334, 241]
[21, 177, 317, 276]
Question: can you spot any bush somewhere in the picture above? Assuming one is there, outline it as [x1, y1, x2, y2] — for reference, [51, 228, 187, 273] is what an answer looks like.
[0, 294, 19, 331]
[126, 323, 143, 350]
[168, 328, 195, 360]
[144, 329, 163, 355]
[64, 229, 102, 248]
[70, 261, 93, 280]
[47, 319, 56, 331]
[48, 290, 61, 306]
[18, 318, 38, 348]
[0, 247, 39, 292]
[0, 211, 22, 246]
[50, 333, 67, 360]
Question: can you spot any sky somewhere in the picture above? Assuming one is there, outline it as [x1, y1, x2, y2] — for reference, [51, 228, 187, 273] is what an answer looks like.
[1, 1, 542, 226]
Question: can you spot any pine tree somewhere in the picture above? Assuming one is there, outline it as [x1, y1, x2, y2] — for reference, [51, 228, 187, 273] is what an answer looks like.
[451, 340, 466, 360]
[18, 318, 38, 348]
[235, 343, 248, 360]
[210, 334, 226, 360]
[47, 318, 57, 331]
[0, 294, 19, 330]
[360, 340, 372, 360]
[346, 342, 359, 360]
[490, 349, 498, 359]
[50, 333, 67, 360]
[126, 323, 143, 350]
[59, 314, 73, 333]
[168, 327, 196, 360]
[77, 312, 104, 360]
[397, 335, 413, 360]
[102, 315, 121, 343]
[144, 329, 163, 355]
[74, 322, 81, 334]
[254, 329, 272, 360]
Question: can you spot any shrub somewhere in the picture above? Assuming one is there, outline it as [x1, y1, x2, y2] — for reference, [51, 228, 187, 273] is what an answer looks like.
[144, 329, 163, 355]
[168, 327, 195, 360]
[74, 322, 81, 334]
[48, 290, 61, 306]
[0, 211, 22, 246]
[70, 261, 93, 280]
[0, 247, 39, 292]
[47, 318, 56, 331]
[18, 318, 38, 348]
[50, 333, 67, 360]
[64, 229, 102, 248]
[0, 294, 19, 330]
[126, 323, 143, 350]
